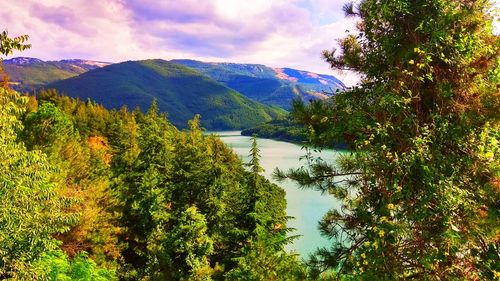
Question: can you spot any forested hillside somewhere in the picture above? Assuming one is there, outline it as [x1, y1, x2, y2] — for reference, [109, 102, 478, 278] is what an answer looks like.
[172, 59, 345, 109]
[0, 85, 306, 279]
[3, 57, 345, 112]
[241, 118, 309, 143]
[0, 30, 309, 280]
[45, 59, 286, 130]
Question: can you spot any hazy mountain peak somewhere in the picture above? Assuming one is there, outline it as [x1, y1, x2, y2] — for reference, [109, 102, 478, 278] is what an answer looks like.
[2, 57, 112, 92]
[58, 59, 111, 68]
[4, 57, 44, 65]
[4, 57, 111, 69]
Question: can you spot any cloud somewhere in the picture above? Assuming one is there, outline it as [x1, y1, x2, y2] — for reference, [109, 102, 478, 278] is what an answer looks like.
[29, 3, 96, 36]
[1, 0, 142, 61]
[126, 0, 315, 57]
[126, 0, 220, 24]
[1, 0, 359, 85]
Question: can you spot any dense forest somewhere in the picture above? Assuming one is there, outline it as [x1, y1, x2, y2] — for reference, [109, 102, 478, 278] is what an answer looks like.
[0, 85, 308, 279]
[0, 32, 307, 280]
[1, 0, 499, 280]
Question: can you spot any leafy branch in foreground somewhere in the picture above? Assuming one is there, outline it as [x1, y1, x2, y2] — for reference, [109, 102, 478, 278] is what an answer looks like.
[0, 30, 31, 57]
[0, 30, 31, 86]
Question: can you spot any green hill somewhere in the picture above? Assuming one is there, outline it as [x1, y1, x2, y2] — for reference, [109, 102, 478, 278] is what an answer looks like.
[46, 59, 286, 130]
[3, 57, 345, 111]
[172, 59, 345, 109]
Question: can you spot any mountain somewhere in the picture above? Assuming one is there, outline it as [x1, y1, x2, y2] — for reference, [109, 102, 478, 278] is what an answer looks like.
[45, 59, 286, 130]
[1, 57, 344, 128]
[2, 57, 345, 110]
[2, 57, 110, 92]
[171, 59, 345, 109]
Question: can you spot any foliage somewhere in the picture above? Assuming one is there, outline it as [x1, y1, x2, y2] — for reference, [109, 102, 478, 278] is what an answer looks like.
[0, 29, 305, 281]
[0, 80, 306, 279]
[22, 102, 76, 149]
[151, 206, 215, 280]
[0, 31, 31, 86]
[242, 118, 309, 143]
[20, 97, 123, 266]
[0, 86, 76, 279]
[277, 0, 500, 279]
[32, 250, 117, 281]
[0, 31, 30, 57]
[113, 107, 296, 279]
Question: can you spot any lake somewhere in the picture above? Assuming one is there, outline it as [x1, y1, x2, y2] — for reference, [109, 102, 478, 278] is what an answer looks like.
[210, 131, 343, 258]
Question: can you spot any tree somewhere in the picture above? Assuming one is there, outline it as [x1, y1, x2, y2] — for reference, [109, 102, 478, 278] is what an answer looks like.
[150, 206, 214, 280]
[278, 0, 499, 279]
[114, 101, 177, 279]
[226, 139, 306, 280]
[247, 135, 264, 185]
[0, 86, 77, 279]
[22, 103, 77, 151]
[32, 250, 117, 281]
[1, 32, 121, 278]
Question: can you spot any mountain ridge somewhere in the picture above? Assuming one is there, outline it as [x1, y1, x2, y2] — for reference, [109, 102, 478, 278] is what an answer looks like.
[44, 59, 286, 130]
[1, 57, 345, 130]
[3, 57, 344, 108]
[2, 57, 111, 92]
[171, 59, 344, 109]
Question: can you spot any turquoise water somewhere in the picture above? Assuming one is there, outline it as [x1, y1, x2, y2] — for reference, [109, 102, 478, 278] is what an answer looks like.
[210, 131, 342, 258]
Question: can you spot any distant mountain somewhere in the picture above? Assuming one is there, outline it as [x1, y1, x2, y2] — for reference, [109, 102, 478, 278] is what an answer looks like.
[4, 57, 44, 65]
[171, 59, 345, 109]
[46, 59, 286, 130]
[2, 57, 344, 109]
[1, 57, 344, 129]
[2, 57, 110, 92]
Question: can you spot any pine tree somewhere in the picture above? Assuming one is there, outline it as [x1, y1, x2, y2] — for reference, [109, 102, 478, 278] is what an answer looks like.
[278, 0, 499, 279]
[247, 135, 264, 185]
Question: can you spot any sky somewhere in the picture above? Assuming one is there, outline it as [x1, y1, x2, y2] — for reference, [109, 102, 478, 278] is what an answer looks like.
[1, 0, 360, 85]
